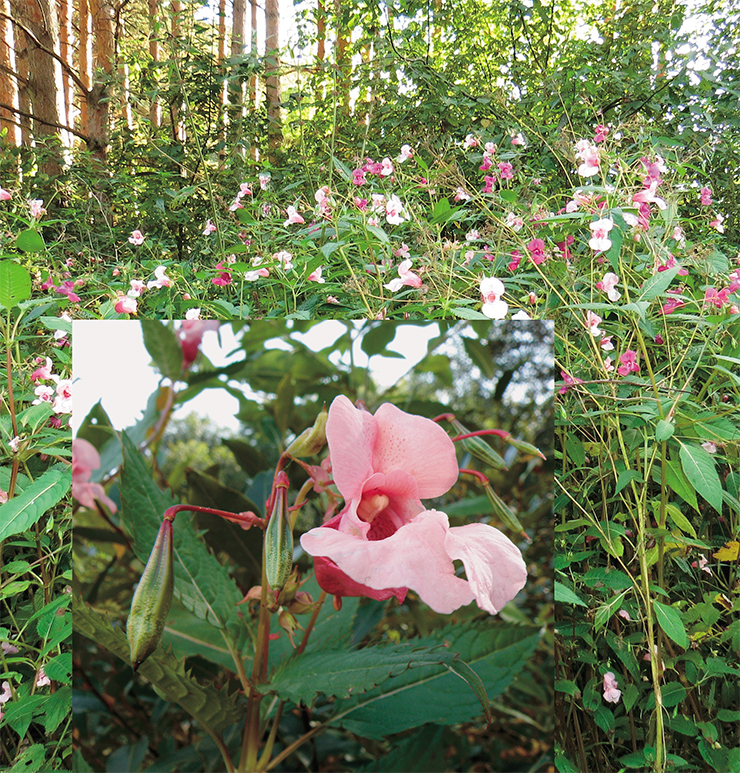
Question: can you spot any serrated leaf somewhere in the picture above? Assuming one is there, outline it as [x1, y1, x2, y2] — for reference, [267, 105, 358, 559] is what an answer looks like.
[2, 695, 46, 739]
[0, 467, 71, 540]
[358, 723, 451, 772]
[328, 623, 540, 740]
[638, 264, 680, 301]
[554, 580, 588, 606]
[653, 600, 688, 649]
[452, 307, 490, 320]
[41, 686, 72, 733]
[141, 320, 184, 381]
[73, 596, 242, 735]
[8, 743, 47, 773]
[0, 260, 32, 308]
[655, 419, 674, 442]
[678, 443, 723, 512]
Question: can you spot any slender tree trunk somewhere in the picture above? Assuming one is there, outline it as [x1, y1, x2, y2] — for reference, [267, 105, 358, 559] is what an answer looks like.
[315, 0, 325, 105]
[169, 0, 184, 142]
[14, 22, 32, 146]
[87, 0, 113, 160]
[0, 0, 18, 144]
[58, 0, 73, 144]
[249, 0, 258, 158]
[229, 0, 247, 153]
[78, 0, 89, 132]
[333, 0, 350, 115]
[217, 0, 227, 149]
[148, 0, 160, 128]
[264, 0, 282, 159]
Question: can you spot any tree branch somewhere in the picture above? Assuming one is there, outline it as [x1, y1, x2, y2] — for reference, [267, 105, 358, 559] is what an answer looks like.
[0, 11, 89, 94]
[0, 100, 90, 142]
[0, 62, 29, 87]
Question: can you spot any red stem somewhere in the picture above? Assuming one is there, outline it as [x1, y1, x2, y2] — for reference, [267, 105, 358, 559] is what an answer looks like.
[163, 504, 265, 529]
[453, 429, 511, 442]
[459, 468, 490, 486]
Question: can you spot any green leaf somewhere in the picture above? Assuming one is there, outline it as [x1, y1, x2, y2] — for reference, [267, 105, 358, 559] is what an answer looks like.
[655, 419, 674, 442]
[15, 228, 45, 253]
[41, 686, 72, 733]
[73, 596, 242, 735]
[141, 320, 183, 381]
[8, 743, 47, 773]
[554, 581, 588, 606]
[0, 260, 32, 309]
[646, 682, 687, 709]
[638, 264, 681, 301]
[678, 443, 723, 512]
[462, 337, 494, 379]
[666, 504, 697, 538]
[327, 623, 540, 740]
[359, 723, 452, 772]
[361, 322, 398, 356]
[657, 458, 698, 511]
[451, 307, 490, 320]
[653, 600, 688, 649]
[0, 467, 71, 540]
[3, 695, 47, 739]
[39, 315, 73, 335]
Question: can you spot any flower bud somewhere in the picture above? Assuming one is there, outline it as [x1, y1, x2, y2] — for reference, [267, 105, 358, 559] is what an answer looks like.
[264, 471, 293, 592]
[451, 419, 508, 470]
[127, 518, 174, 671]
[285, 406, 329, 458]
[277, 608, 303, 648]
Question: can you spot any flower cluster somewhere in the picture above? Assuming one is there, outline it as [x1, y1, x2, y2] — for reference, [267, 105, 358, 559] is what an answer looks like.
[30, 356, 72, 416]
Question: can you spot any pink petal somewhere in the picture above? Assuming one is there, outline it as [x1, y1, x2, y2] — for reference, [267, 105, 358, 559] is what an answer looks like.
[326, 396, 378, 501]
[444, 522, 527, 614]
[72, 438, 100, 482]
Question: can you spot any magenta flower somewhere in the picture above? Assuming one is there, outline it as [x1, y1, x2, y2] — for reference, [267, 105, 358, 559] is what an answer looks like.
[0, 187, 11, 200]
[73, 439, 118, 513]
[498, 161, 514, 180]
[55, 280, 82, 303]
[603, 672, 621, 703]
[128, 229, 145, 246]
[31, 357, 54, 382]
[352, 168, 366, 185]
[699, 186, 712, 206]
[704, 287, 730, 309]
[482, 175, 496, 193]
[617, 350, 639, 376]
[593, 124, 609, 143]
[662, 298, 685, 314]
[178, 320, 219, 368]
[300, 396, 527, 614]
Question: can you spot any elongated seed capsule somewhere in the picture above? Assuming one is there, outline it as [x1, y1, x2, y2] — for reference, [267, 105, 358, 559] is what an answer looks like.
[264, 471, 293, 592]
[484, 483, 528, 540]
[451, 418, 508, 471]
[127, 518, 174, 671]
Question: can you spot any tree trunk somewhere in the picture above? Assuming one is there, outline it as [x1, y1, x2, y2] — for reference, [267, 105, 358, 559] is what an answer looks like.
[148, 0, 160, 128]
[0, 0, 18, 144]
[169, 0, 184, 142]
[228, 0, 247, 153]
[333, 0, 351, 116]
[87, 0, 113, 160]
[78, 0, 89, 132]
[264, 0, 282, 160]
[58, 0, 73, 144]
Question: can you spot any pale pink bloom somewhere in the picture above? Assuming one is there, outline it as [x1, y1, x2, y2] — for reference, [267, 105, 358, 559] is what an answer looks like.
[368, 216, 380, 227]
[586, 310, 603, 337]
[632, 180, 667, 210]
[454, 187, 471, 201]
[300, 396, 526, 613]
[480, 276, 508, 319]
[258, 174, 270, 190]
[29, 199, 45, 218]
[112, 268, 120, 276]
[203, 220, 217, 235]
[463, 250, 475, 265]
[128, 279, 146, 297]
[274, 250, 294, 270]
[72, 438, 118, 513]
[308, 267, 325, 283]
[701, 441, 717, 454]
[463, 133, 479, 148]
[709, 213, 725, 233]
[498, 162, 514, 180]
[0, 187, 11, 200]
[600, 336, 614, 351]
[179, 320, 219, 367]
[397, 144, 414, 162]
[0, 682, 11, 704]
[283, 206, 305, 226]
[8, 436, 21, 453]
[315, 185, 331, 203]
[1, 643, 17, 654]
[691, 555, 712, 575]
[36, 667, 51, 688]
[506, 212, 524, 231]
[511, 309, 531, 319]
[484, 142, 497, 154]
[575, 140, 600, 177]
[229, 198, 243, 212]
[245, 257, 270, 281]
[185, 308, 201, 320]
[589, 218, 614, 252]
[603, 672, 621, 703]
[31, 357, 54, 382]
[115, 295, 137, 314]
[596, 271, 621, 301]
[672, 225, 686, 246]
[0, 490, 7, 504]
[699, 186, 712, 206]
[238, 182, 253, 197]
[565, 199, 579, 213]
[147, 265, 172, 289]
[380, 157, 394, 176]
[394, 243, 410, 258]
[510, 132, 526, 146]
[385, 194, 406, 225]
[618, 609, 630, 620]
[54, 379, 73, 414]
[466, 229, 480, 241]
[33, 386, 54, 406]
[326, 296, 340, 304]
[128, 230, 145, 246]
[385, 259, 422, 292]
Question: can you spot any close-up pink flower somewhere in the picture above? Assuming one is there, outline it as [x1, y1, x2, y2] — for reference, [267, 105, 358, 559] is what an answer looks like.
[115, 295, 137, 314]
[147, 265, 173, 289]
[480, 276, 509, 319]
[596, 272, 621, 301]
[179, 320, 220, 368]
[73, 438, 118, 513]
[617, 349, 639, 376]
[586, 310, 603, 337]
[0, 187, 11, 200]
[300, 396, 527, 614]
[283, 206, 305, 226]
[384, 259, 422, 292]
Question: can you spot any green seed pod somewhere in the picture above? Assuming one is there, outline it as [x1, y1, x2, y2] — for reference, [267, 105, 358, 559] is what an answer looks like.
[484, 483, 528, 540]
[285, 406, 329, 458]
[127, 518, 174, 671]
[265, 471, 293, 592]
[451, 418, 508, 471]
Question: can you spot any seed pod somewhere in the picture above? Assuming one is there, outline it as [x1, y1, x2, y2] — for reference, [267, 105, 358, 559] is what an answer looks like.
[484, 483, 528, 541]
[451, 418, 508, 471]
[127, 518, 174, 671]
[285, 406, 329, 458]
[264, 471, 293, 592]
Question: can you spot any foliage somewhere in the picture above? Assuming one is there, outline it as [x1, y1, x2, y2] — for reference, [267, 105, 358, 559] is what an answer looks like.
[72, 320, 554, 772]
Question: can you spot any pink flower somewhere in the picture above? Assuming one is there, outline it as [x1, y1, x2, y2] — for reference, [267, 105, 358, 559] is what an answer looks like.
[586, 311, 603, 337]
[55, 280, 82, 303]
[29, 199, 45, 218]
[308, 267, 325, 283]
[385, 194, 406, 225]
[574, 140, 600, 177]
[709, 213, 724, 233]
[498, 162, 514, 180]
[589, 218, 614, 252]
[510, 132, 526, 146]
[385, 259, 422, 292]
[147, 265, 173, 289]
[203, 220, 217, 235]
[479, 154, 493, 172]
[115, 295, 137, 314]
[259, 174, 270, 190]
[35, 667, 51, 688]
[274, 250, 294, 271]
[72, 438, 118, 513]
[482, 175, 496, 193]
[394, 243, 410, 258]
[179, 320, 220, 368]
[397, 144, 414, 162]
[380, 157, 394, 176]
[617, 350, 639, 376]
[129, 279, 146, 297]
[593, 124, 609, 143]
[238, 182, 253, 197]
[212, 271, 232, 286]
[527, 238, 548, 266]
[31, 357, 54, 382]
[596, 272, 621, 301]
[283, 206, 305, 226]
[480, 277, 508, 318]
[352, 168, 366, 185]
[454, 187, 471, 201]
[128, 230, 145, 246]
[618, 609, 630, 620]
[0, 187, 11, 200]
[463, 134, 479, 148]
[662, 298, 685, 314]
[704, 287, 729, 309]
[54, 379, 72, 414]
[633, 180, 667, 211]
[699, 187, 712, 206]
[300, 396, 526, 613]
[33, 385, 54, 406]
[691, 555, 712, 574]
[603, 672, 621, 703]
[508, 250, 522, 271]
[506, 212, 524, 231]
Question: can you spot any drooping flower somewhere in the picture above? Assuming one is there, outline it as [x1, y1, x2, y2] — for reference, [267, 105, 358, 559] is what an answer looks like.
[203, 220, 217, 235]
[589, 218, 614, 252]
[699, 187, 712, 206]
[308, 266, 325, 283]
[128, 230, 145, 246]
[603, 672, 621, 703]
[179, 320, 220, 368]
[397, 144, 414, 162]
[73, 438, 118, 513]
[380, 157, 394, 176]
[258, 174, 270, 190]
[574, 140, 600, 177]
[115, 295, 137, 314]
[0, 187, 11, 200]
[593, 124, 609, 143]
[596, 272, 621, 301]
[385, 194, 407, 225]
[506, 212, 524, 231]
[480, 276, 508, 319]
[586, 310, 603, 337]
[709, 213, 725, 233]
[617, 350, 639, 376]
[300, 396, 527, 614]
[384, 259, 422, 292]
[283, 206, 305, 226]
[29, 199, 46, 218]
[498, 161, 514, 180]
[31, 357, 54, 382]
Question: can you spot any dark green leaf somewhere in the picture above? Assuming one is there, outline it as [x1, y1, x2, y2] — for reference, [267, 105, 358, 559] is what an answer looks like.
[653, 600, 688, 649]
[0, 260, 32, 309]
